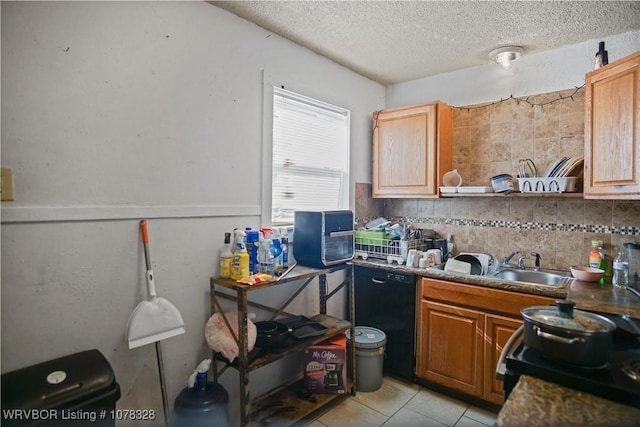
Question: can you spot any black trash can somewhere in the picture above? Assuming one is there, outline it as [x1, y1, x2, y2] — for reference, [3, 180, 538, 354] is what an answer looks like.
[1, 349, 121, 427]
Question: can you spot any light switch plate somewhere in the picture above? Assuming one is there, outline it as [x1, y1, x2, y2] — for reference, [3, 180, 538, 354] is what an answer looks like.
[1, 168, 14, 201]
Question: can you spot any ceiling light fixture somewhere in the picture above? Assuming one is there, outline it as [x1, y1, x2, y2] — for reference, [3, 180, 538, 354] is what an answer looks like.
[489, 46, 523, 70]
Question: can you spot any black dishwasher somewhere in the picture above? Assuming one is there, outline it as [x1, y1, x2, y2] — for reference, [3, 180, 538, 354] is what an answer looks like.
[354, 266, 416, 380]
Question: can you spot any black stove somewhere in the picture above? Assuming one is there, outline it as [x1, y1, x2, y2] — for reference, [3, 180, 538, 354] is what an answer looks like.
[504, 317, 640, 409]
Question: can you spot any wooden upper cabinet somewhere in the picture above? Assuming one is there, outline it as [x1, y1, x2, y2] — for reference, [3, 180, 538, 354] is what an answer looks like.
[584, 51, 640, 199]
[372, 102, 453, 198]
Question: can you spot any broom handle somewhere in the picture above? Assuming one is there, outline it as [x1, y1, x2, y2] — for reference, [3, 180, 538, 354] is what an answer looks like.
[140, 220, 152, 271]
[155, 341, 172, 427]
[141, 219, 171, 427]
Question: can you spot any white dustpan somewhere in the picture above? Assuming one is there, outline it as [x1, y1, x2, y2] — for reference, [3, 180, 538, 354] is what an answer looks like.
[126, 269, 185, 348]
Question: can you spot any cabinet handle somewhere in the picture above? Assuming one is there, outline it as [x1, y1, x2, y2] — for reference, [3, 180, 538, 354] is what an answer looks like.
[329, 230, 355, 237]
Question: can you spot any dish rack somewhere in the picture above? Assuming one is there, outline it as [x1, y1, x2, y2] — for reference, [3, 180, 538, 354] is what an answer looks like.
[355, 230, 424, 264]
[517, 177, 579, 193]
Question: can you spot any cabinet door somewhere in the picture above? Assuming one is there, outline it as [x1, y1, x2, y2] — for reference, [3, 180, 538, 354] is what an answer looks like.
[483, 314, 522, 405]
[585, 51, 640, 199]
[416, 299, 484, 396]
[372, 103, 452, 198]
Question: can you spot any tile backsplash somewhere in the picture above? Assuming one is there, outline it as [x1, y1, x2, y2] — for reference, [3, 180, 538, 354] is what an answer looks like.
[453, 87, 585, 187]
[355, 87, 639, 274]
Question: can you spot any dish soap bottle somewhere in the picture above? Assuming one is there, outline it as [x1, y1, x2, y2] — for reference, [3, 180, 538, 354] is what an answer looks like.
[613, 250, 629, 287]
[230, 229, 250, 280]
[589, 240, 606, 284]
[219, 232, 232, 278]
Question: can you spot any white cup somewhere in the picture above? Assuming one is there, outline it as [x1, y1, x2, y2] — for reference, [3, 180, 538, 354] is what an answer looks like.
[443, 169, 463, 187]
[426, 249, 442, 266]
[400, 240, 409, 261]
[413, 250, 423, 267]
[407, 249, 417, 267]
[419, 258, 428, 268]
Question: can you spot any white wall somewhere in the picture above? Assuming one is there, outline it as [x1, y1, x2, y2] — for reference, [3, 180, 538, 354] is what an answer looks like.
[0, 1, 384, 425]
[386, 30, 640, 108]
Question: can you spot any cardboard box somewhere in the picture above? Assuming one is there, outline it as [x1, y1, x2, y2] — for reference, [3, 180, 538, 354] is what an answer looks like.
[303, 335, 347, 394]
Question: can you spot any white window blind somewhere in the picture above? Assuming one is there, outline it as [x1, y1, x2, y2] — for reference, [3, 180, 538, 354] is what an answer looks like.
[271, 87, 350, 224]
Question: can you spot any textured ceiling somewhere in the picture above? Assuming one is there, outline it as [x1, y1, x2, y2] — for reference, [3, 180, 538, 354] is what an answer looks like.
[211, 1, 640, 85]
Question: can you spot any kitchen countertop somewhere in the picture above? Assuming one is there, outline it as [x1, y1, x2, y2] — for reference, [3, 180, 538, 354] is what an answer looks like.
[494, 375, 640, 427]
[352, 258, 640, 319]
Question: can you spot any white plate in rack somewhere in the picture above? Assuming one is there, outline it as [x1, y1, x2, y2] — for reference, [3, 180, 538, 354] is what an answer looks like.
[556, 156, 584, 177]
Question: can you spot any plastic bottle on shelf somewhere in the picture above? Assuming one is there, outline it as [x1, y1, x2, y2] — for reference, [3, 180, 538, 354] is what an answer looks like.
[268, 228, 284, 275]
[258, 228, 275, 274]
[281, 236, 289, 269]
[272, 238, 283, 274]
[245, 228, 260, 274]
[219, 232, 232, 278]
[230, 229, 250, 280]
[613, 250, 629, 287]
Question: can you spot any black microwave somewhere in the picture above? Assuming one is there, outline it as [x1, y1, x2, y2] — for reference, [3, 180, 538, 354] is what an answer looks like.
[293, 210, 354, 269]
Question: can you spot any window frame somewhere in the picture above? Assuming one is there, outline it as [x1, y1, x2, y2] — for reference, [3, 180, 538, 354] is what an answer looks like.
[262, 71, 351, 226]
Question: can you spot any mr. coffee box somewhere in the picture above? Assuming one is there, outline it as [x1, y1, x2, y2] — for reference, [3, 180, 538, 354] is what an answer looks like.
[303, 335, 347, 394]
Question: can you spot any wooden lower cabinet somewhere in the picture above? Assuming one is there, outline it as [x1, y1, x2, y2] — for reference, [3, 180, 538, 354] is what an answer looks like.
[483, 314, 522, 404]
[417, 300, 484, 396]
[416, 277, 553, 405]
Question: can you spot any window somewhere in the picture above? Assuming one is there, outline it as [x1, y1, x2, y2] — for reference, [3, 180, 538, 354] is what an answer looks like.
[270, 87, 350, 225]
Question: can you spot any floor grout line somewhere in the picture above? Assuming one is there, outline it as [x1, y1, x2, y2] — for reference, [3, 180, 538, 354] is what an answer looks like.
[306, 375, 498, 427]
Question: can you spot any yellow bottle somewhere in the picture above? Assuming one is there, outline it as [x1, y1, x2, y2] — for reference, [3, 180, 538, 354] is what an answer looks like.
[230, 230, 250, 280]
[219, 232, 233, 278]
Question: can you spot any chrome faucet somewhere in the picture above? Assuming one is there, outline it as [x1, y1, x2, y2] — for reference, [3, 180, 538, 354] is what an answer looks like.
[517, 252, 542, 270]
[502, 251, 519, 266]
[517, 255, 528, 270]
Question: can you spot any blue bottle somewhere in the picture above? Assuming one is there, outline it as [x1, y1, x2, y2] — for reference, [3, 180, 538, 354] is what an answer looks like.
[282, 236, 289, 269]
[272, 238, 283, 274]
[174, 367, 229, 427]
[245, 229, 260, 274]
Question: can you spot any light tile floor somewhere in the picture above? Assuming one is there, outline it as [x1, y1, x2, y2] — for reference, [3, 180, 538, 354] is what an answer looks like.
[305, 376, 498, 427]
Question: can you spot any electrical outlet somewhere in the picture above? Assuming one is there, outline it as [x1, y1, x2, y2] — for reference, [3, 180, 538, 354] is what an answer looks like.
[1, 168, 14, 201]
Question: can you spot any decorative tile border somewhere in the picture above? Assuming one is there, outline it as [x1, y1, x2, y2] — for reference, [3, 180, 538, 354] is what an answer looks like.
[357, 216, 640, 236]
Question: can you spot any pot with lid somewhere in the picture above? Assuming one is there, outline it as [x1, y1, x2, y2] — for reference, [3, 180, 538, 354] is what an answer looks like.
[521, 300, 616, 367]
[255, 321, 291, 349]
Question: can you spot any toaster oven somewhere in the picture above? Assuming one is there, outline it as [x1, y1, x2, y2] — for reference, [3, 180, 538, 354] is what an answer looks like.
[293, 210, 354, 269]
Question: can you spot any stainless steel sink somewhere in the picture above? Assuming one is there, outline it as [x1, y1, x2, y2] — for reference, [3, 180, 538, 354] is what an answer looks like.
[492, 268, 572, 287]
